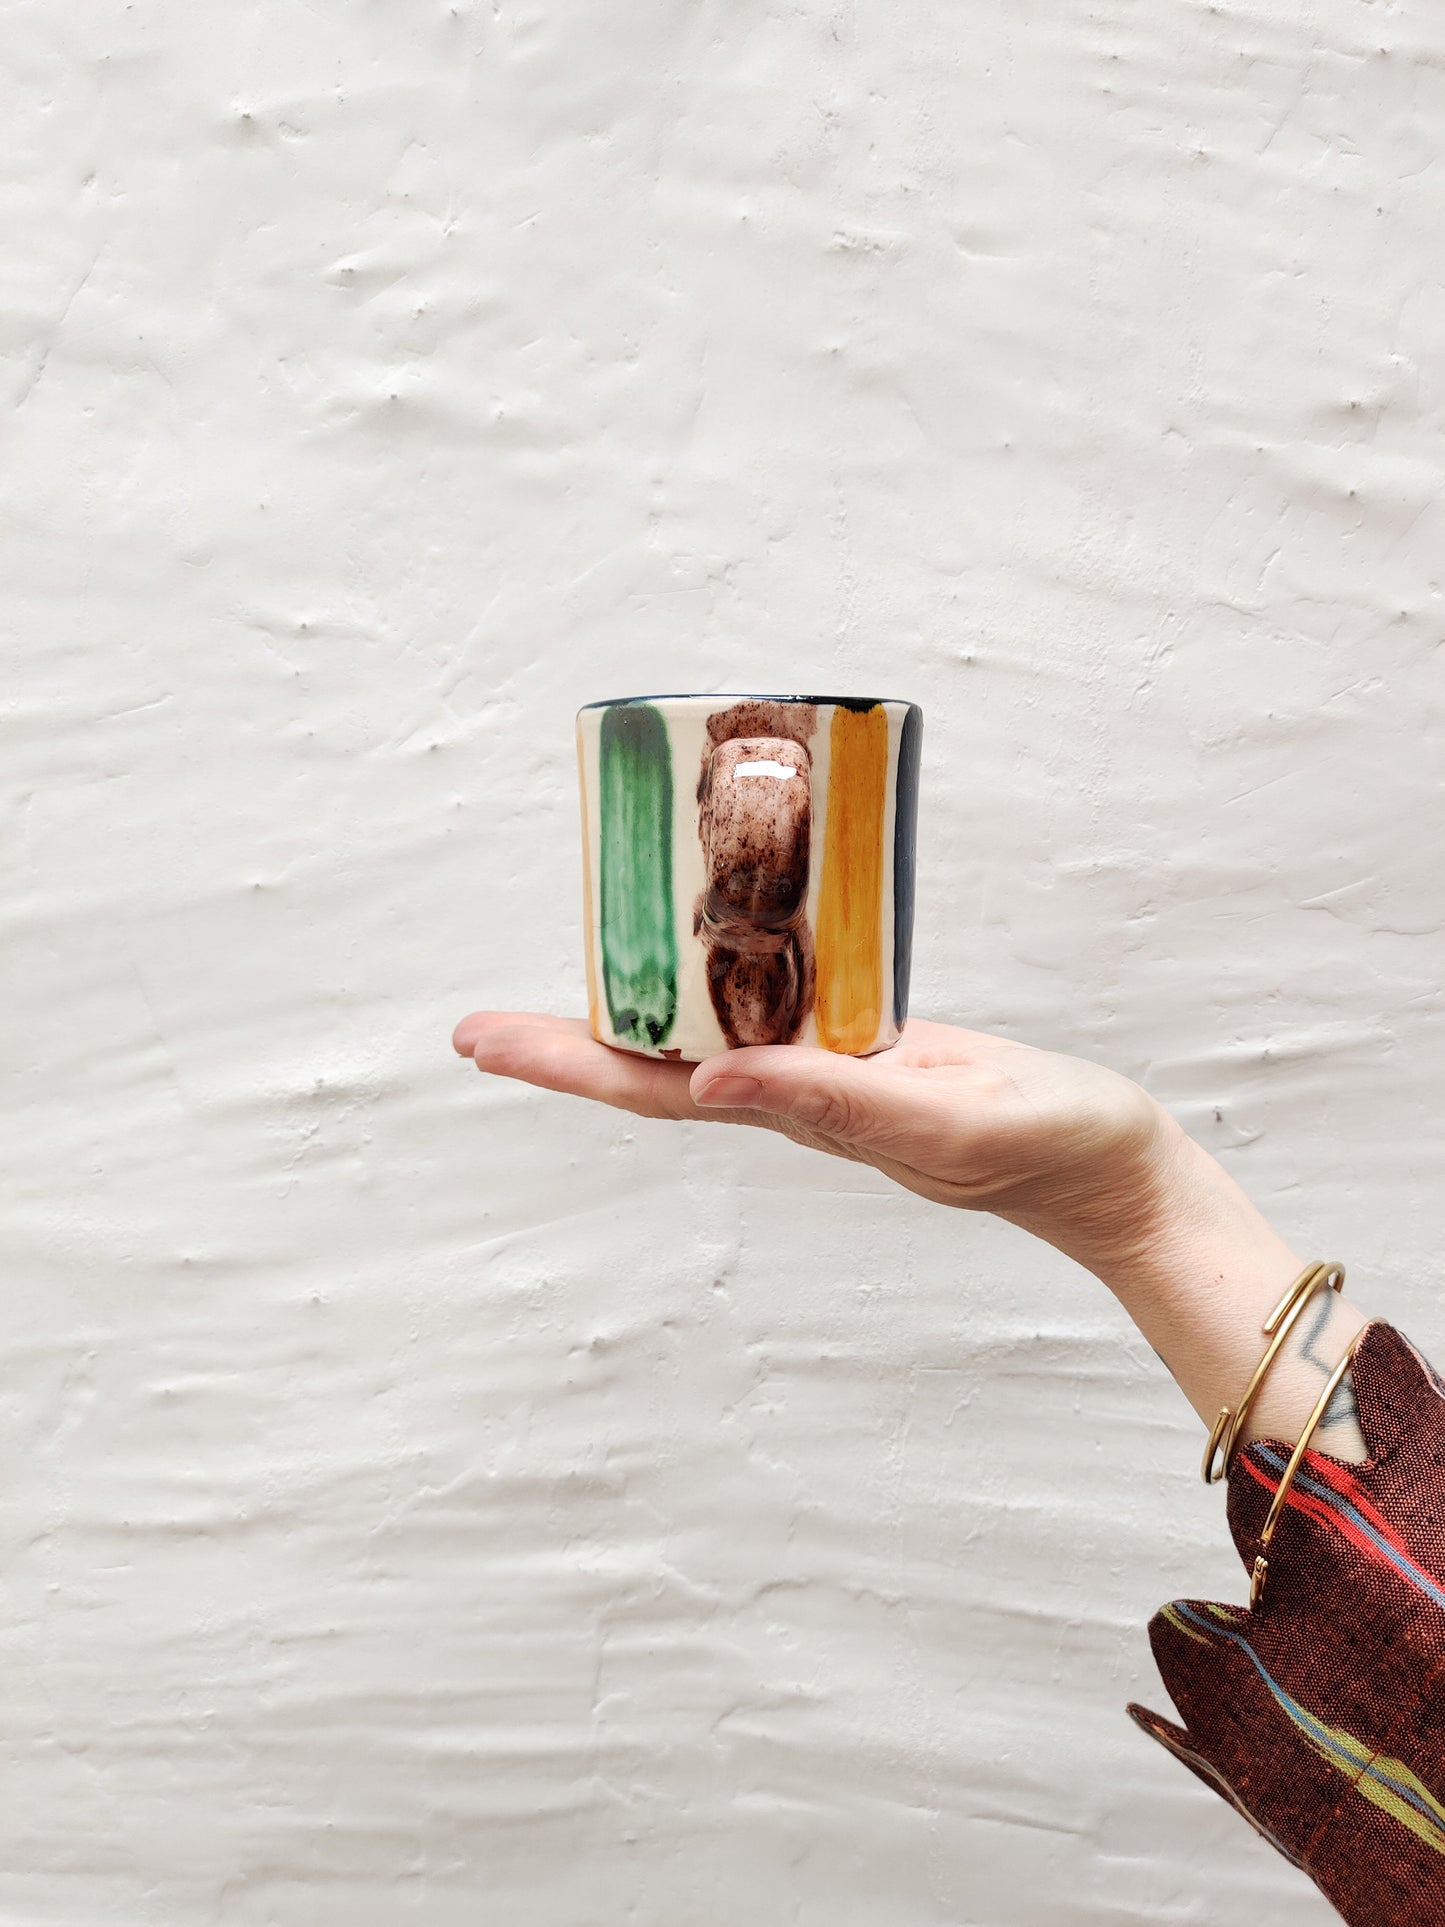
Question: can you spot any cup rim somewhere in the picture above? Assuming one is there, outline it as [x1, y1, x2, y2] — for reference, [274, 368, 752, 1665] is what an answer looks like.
[578, 692, 918, 713]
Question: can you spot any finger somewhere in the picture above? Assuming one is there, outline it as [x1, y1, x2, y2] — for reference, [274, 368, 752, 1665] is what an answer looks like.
[688, 1043, 946, 1152]
[452, 1010, 589, 1056]
[468, 1018, 699, 1121]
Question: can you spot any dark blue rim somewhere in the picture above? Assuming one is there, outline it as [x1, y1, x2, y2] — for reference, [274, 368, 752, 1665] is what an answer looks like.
[579, 693, 919, 713]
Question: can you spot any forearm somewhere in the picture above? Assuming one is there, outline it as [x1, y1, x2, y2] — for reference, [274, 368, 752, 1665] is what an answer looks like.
[1012, 1105, 1372, 1461]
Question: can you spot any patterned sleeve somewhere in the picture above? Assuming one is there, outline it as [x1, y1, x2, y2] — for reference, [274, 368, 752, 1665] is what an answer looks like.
[1128, 1322, 1445, 1926]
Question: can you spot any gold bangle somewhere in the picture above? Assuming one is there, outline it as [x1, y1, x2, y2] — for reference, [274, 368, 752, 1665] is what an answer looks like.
[1249, 1335, 1361, 1610]
[1200, 1261, 1346, 1484]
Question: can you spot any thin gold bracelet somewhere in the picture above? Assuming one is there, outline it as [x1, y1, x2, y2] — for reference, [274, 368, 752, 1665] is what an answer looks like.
[1200, 1261, 1346, 1484]
[1249, 1335, 1362, 1610]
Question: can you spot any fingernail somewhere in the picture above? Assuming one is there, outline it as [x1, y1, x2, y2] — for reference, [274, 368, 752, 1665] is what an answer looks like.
[696, 1075, 764, 1108]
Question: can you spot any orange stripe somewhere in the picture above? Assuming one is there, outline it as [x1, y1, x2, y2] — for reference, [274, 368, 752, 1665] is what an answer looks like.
[576, 722, 601, 1038]
[815, 705, 887, 1053]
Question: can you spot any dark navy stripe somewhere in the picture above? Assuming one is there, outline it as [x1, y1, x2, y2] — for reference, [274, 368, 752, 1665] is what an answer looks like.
[891, 705, 923, 1027]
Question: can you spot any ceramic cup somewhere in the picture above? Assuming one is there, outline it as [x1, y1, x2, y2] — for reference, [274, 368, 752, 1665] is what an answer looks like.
[577, 693, 922, 1062]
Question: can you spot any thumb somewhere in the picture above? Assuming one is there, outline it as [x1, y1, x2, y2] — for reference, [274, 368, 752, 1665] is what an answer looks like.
[688, 1044, 912, 1147]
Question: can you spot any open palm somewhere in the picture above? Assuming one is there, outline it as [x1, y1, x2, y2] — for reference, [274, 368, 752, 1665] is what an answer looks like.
[451, 1012, 1169, 1243]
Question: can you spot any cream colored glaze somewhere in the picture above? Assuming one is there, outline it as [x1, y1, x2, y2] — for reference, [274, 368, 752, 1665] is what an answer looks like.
[4, 2, 1442, 1922]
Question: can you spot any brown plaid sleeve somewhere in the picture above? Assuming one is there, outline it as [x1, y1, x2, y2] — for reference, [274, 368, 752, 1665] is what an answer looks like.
[1129, 1322, 1445, 1925]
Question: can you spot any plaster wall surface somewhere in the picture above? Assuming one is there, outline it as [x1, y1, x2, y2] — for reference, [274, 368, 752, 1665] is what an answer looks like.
[4, 2, 1444, 1921]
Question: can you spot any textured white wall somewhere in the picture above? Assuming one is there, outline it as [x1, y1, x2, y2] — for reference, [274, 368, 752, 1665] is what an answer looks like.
[5, 2, 1443, 1921]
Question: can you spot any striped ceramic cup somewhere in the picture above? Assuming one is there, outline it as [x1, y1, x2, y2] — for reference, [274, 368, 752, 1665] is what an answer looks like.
[577, 694, 922, 1062]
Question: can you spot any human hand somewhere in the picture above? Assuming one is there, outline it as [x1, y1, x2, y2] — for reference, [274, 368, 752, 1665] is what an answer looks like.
[450, 1012, 1171, 1271]
[451, 1011, 1371, 1444]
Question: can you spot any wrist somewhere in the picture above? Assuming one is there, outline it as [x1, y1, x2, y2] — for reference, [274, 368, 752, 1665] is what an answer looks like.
[1095, 1114, 1307, 1422]
[1001, 1097, 1263, 1316]
[1022, 1102, 1362, 1439]
[1081, 1108, 1300, 1321]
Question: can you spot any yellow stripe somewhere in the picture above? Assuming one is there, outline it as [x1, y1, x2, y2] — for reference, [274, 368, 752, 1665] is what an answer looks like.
[1291, 1704, 1445, 1854]
[576, 722, 601, 1039]
[1353, 1756, 1445, 1854]
[815, 705, 888, 1054]
[1161, 1604, 1211, 1645]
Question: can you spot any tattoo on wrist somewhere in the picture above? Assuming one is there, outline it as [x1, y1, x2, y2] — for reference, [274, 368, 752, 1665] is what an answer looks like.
[1296, 1293, 1361, 1435]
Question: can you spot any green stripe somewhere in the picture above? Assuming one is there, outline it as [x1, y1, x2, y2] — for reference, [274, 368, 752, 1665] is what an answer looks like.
[598, 704, 678, 1047]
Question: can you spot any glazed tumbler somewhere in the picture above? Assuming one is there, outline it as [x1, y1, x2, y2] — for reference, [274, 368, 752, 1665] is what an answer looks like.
[577, 693, 922, 1062]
